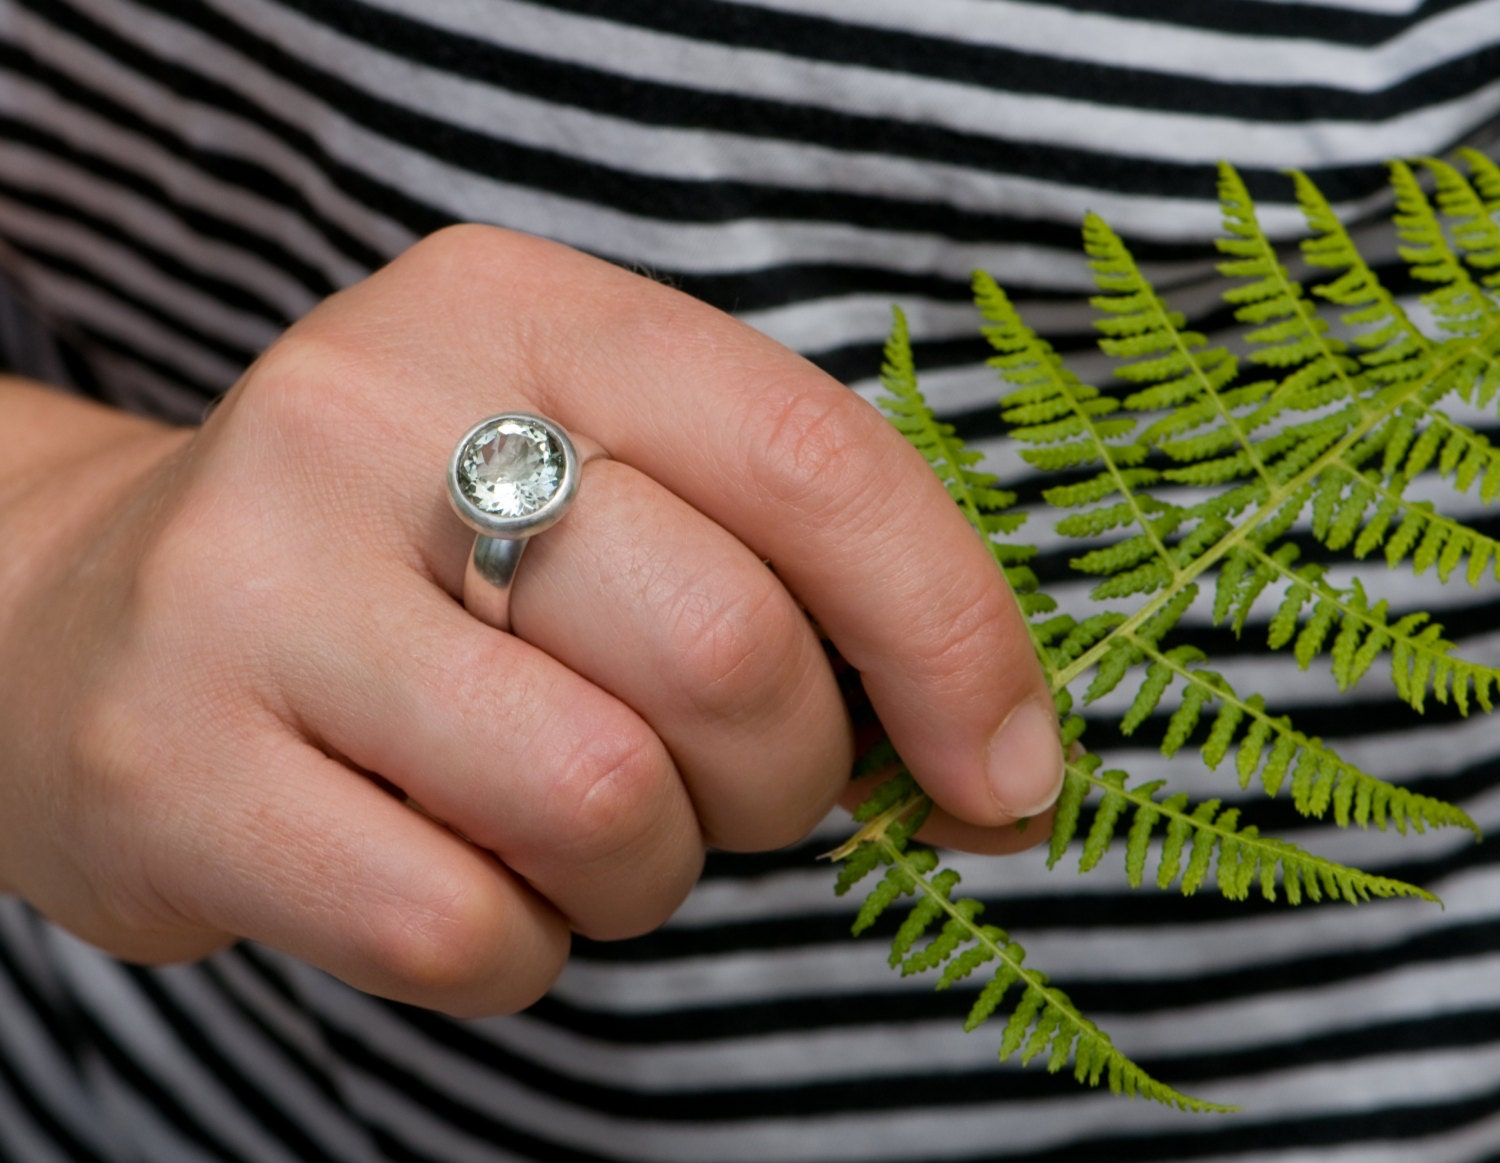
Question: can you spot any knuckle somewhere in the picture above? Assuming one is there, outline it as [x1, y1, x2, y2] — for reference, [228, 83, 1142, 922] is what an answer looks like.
[406, 222, 514, 273]
[239, 329, 370, 443]
[665, 573, 804, 726]
[913, 572, 1017, 694]
[394, 226, 551, 351]
[359, 881, 503, 999]
[749, 387, 880, 520]
[549, 720, 676, 868]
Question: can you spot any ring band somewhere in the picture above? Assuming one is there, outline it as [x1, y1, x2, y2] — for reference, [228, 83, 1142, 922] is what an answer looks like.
[447, 411, 597, 632]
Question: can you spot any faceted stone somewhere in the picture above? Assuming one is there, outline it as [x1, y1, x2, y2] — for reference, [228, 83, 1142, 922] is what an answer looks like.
[457, 418, 565, 517]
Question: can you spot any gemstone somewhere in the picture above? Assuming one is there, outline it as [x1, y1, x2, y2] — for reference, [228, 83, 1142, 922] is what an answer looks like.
[456, 417, 565, 517]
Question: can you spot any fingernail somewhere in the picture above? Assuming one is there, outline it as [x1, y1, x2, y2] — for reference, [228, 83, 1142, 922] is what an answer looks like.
[986, 698, 1065, 820]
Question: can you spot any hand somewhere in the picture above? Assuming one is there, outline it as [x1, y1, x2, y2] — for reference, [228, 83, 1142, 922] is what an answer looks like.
[0, 226, 1062, 1016]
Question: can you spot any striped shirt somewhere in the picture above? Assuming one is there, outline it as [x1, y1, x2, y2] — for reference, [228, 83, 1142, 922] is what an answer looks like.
[3, 2, 1500, 1160]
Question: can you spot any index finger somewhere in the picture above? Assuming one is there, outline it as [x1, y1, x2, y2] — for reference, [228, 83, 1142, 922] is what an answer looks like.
[334, 227, 1065, 827]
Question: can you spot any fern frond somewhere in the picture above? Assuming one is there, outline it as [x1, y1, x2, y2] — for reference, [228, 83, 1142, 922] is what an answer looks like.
[845, 157, 1491, 1114]
[1216, 539, 1500, 713]
[1071, 167, 1500, 709]
[1292, 171, 1465, 433]
[1217, 164, 1361, 411]
[1309, 463, 1500, 585]
[1082, 214, 1286, 497]
[1297, 162, 1500, 501]
[875, 306, 1053, 621]
[1107, 639, 1478, 833]
[976, 269, 1190, 625]
[1047, 756, 1439, 903]
[1390, 160, 1498, 336]
[1425, 157, 1500, 290]
[877, 308, 1027, 545]
[977, 271, 1152, 470]
[834, 777, 1235, 1113]
[1087, 216, 1241, 415]
[1461, 148, 1500, 213]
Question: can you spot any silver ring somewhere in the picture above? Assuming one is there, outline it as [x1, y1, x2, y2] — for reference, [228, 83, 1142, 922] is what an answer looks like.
[447, 412, 588, 632]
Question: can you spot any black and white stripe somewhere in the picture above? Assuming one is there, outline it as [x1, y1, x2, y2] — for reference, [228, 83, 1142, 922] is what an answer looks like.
[5, 1, 1500, 1159]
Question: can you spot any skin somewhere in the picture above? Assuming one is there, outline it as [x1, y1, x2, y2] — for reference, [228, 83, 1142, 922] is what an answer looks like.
[0, 225, 1062, 1018]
